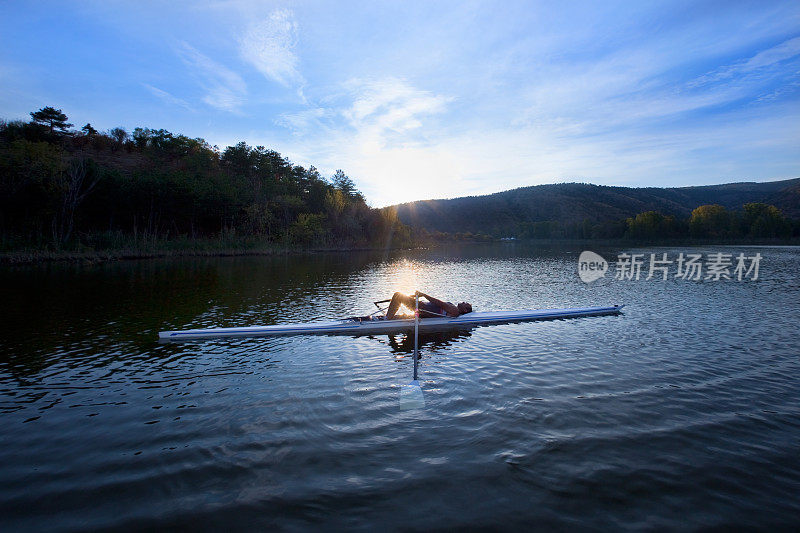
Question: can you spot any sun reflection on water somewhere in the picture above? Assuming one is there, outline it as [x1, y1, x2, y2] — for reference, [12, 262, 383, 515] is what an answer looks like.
[384, 259, 420, 316]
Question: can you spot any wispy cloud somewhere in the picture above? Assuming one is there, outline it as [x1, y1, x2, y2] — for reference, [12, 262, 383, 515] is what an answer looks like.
[174, 41, 246, 112]
[142, 83, 194, 111]
[757, 77, 800, 102]
[277, 107, 330, 133]
[740, 36, 800, 70]
[692, 36, 800, 87]
[511, 33, 800, 142]
[344, 78, 451, 135]
[239, 8, 302, 87]
[277, 78, 451, 140]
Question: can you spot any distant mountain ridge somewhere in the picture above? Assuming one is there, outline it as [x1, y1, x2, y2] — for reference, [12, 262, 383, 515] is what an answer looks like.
[393, 178, 800, 236]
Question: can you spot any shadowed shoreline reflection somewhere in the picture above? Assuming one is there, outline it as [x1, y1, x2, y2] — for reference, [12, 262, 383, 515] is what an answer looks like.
[377, 329, 474, 355]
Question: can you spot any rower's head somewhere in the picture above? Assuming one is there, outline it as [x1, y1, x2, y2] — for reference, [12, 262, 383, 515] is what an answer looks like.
[457, 302, 472, 314]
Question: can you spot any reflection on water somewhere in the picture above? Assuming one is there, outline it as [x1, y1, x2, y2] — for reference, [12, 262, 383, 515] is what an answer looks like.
[379, 329, 474, 355]
[1, 244, 799, 530]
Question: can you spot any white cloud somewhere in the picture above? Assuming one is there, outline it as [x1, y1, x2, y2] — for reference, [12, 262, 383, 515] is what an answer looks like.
[240, 8, 302, 86]
[343, 78, 451, 134]
[175, 41, 246, 112]
[142, 84, 194, 111]
[691, 36, 800, 87]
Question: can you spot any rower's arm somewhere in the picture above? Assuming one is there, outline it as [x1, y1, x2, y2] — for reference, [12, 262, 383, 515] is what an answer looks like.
[416, 292, 461, 317]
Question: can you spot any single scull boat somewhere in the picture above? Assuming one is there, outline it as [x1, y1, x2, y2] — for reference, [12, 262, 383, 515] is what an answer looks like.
[159, 304, 624, 341]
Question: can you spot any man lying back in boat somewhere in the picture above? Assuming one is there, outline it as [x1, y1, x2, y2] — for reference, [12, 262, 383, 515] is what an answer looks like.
[385, 291, 472, 319]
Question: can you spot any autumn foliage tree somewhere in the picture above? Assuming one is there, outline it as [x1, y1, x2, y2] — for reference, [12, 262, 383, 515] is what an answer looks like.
[626, 211, 682, 239]
[689, 204, 732, 238]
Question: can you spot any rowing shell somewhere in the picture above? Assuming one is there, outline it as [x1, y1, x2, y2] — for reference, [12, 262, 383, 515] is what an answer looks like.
[158, 304, 624, 341]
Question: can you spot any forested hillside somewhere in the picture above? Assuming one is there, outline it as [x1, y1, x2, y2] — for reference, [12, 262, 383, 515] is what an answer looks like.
[0, 107, 412, 254]
[3, 106, 797, 257]
[395, 180, 800, 240]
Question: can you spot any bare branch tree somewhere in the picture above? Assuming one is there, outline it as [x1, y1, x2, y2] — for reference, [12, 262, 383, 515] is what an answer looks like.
[52, 157, 100, 247]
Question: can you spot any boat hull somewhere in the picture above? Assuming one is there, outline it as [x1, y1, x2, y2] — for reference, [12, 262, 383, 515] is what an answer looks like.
[159, 305, 624, 341]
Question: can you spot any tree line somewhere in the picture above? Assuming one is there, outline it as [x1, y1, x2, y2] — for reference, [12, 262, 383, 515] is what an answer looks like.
[511, 203, 797, 241]
[2, 107, 795, 253]
[0, 106, 412, 252]
[624, 204, 795, 240]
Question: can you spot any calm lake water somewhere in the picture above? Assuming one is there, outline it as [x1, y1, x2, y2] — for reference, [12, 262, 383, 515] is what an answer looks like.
[1, 244, 799, 530]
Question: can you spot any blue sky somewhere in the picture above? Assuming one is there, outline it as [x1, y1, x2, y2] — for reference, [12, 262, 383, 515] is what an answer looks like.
[1, 1, 798, 206]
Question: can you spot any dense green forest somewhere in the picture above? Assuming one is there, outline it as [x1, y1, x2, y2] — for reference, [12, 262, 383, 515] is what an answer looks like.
[397, 180, 800, 241]
[0, 107, 412, 255]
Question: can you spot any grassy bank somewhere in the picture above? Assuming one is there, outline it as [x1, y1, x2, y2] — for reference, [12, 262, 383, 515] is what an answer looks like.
[0, 235, 408, 264]
[484, 237, 800, 247]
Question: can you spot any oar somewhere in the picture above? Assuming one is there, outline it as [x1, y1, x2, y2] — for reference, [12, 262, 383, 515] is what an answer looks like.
[399, 291, 425, 409]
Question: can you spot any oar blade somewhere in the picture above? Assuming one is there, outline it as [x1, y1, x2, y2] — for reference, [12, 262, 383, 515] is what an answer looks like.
[399, 380, 425, 410]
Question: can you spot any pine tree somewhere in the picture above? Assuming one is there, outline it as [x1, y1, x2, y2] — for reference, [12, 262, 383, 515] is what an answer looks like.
[30, 106, 73, 134]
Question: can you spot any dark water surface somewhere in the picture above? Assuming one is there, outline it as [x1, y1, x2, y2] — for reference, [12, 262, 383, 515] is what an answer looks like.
[1, 244, 799, 530]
